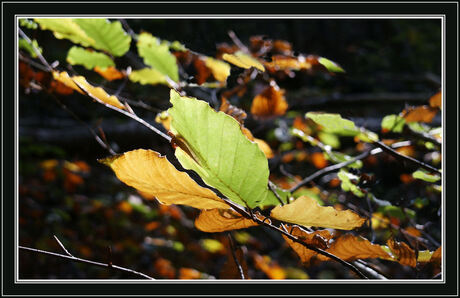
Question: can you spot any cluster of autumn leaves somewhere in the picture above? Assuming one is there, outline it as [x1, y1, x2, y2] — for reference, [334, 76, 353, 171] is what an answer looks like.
[19, 18, 442, 278]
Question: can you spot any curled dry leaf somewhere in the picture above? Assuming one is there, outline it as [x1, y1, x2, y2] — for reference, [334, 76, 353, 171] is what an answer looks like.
[402, 105, 438, 123]
[387, 238, 417, 267]
[271, 196, 366, 230]
[101, 149, 229, 210]
[251, 80, 288, 117]
[220, 98, 247, 124]
[195, 208, 258, 232]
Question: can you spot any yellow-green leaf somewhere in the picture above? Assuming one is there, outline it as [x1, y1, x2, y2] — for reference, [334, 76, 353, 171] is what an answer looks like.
[66, 46, 115, 70]
[204, 57, 231, 82]
[223, 51, 265, 71]
[35, 18, 95, 47]
[101, 149, 229, 210]
[129, 68, 168, 85]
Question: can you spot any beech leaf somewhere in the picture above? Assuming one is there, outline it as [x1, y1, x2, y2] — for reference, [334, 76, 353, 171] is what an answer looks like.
[270, 196, 366, 230]
[66, 46, 115, 70]
[429, 91, 441, 109]
[306, 112, 359, 136]
[282, 226, 333, 264]
[386, 238, 417, 267]
[168, 90, 283, 209]
[128, 68, 168, 85]
[101, 149, 229, 210]
[223, 51, 265, 71]
[412, 169, 441, 183]
[35, 18, 95, 47]
[204, 57, 231, 82]
[251, 81, 288, 117]
[195, 209, 258, 232]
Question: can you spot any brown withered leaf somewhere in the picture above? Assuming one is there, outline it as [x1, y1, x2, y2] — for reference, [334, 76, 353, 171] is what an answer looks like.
[94, 66, 125, 81]
[271, 196, 366, 230]
[317, 234, 392, 262]
[101, 149, 229, 210]
[430, 246, 441, 265]
[193, 57, 212, 85]
[195, 208, 258, 232]
[402, 105, 438, 123]
[282, 226, 333, 265]
[387, 238, 417, 267]
[253, 253, 286, 279]
[220, 98, 247, 124]
[251, 80, 288, 117]
[264, 55, 314, 72]
[429, 91, 441, 109]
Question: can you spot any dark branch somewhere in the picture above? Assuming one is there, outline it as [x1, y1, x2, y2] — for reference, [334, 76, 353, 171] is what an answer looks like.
[227, 233, 246, 279]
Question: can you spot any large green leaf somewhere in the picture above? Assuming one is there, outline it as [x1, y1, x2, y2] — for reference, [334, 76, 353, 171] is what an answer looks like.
[73, 19, 131, 57]
[137, 32, 179, 81]
[128, 68, 168, 85]
[167, 90, 283, 209]
[66, 46, 115, 69]
[35, 18, 95, 47]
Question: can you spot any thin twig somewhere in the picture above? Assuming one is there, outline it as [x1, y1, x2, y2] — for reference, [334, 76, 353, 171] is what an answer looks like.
[19, 245, 155, 280]
[53, 235, 73, 257]
[373, 140, 441, 175]
[268, 181, 285, 206]
[227, 233, 245, 279]
[18, 28, 53, 71]
[228, 30, 250, 53]
[289, 141, 411, 193]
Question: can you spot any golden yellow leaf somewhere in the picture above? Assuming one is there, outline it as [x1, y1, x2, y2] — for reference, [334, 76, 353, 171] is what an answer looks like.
[72, 76, 126, 110]
[52, 71, 84, 94]
[205, 57, 231, 82]
[387, 238, 417, 267]
[317, 234, 392, 262]
[250, 81, 288, 117]
[101, 149, 229, 210]
[271, 196, 366, 230]
[94, 66, 125, 81]
[254, 138, 274, 159]
[282, 226, 333, 265]
[195, 208, 258, 232]
[223, 51, 265, 71]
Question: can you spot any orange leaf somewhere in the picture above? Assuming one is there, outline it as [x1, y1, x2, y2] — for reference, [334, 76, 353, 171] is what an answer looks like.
[195, 209, 258, 232]
[311, 152, 328, 169]
[403, 105, 438, 123]
[429, 91, 441, 109]
[193, 57, 212, 85]
[179, 267, 202, 279]
[387, 238, 417, 267]
[251, 81, 288, 117]
[253, 254, 286, 279]
[94, 66, 125, 81]
[253, 138, 274, 159]
[154, 258, 176, 278]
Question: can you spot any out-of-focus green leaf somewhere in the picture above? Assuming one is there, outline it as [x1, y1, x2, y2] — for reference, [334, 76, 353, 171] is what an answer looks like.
[412, 169, 441, 183]
[19, 38, 42, 58]
[19, 19, 38, 29]
[168, 90, 283, 209]
[325, 151, 363, 169]
[378, 205, 416, 219]
[337, 169, 365, 197]
[381, 114, 406, 133]
[318, 132, 340, 149]
[35, 18, 95, 47]
[128, 68, 168, 85]
[137, 32, 178, 81]
[306, 112, 359, 136]
[318, 57, 345, 73]
[66, 46, 115, 69]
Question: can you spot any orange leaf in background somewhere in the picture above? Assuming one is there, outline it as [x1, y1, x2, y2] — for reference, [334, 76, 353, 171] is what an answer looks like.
[404, 226, 422, 237]
[251, 81, 288, 117]
[311, 152, 328, 169]
[400, 173, 415, 184]
[154, 258, 176, 278]
[318, 234, 392, 262]
[144, 221, 161, 231]
[264, 55, 313, 72]
[179, 268, 202, 279]
[430, 246, 441, 265]
[273, 40, 293, 55]
[117, 201, 133, 214]
[395, 145, 415, 158]
[253, 254, 286, 279]
[195, 209, 258, 232]
[94, 66, 125, 81]
[402, 105, 438, 123]
[101, 149, 229, 210]
[158, 204, 183, 221]
[282, 226, 333, 265]
[193, 57, 212, 85]
[429, 91, 441, 109]
[281, 152, 295, 163]
[329, 177, 341, 188]
[63, 168, 84, 193]
[387, 238, 417, 267]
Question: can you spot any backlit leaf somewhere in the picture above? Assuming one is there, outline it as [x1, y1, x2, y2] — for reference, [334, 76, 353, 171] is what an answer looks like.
[51, 71, 84, 94]
[19, 38, 42, 58]
[195, 209, 258, 232]
[412, 169, 441, 183]
[306, 112, 359, 136]
[429, 91, 441, 109]
[387, 238, 417, 267]
[403, 105, 438, 123]
[282, 226, 333, 264]
[223, 51, 265, 71]
[205, 57, 231, 82]
[251, 81, 288, 117]
[35, 18, 95, 47]
[168, 90, 283, 209]
[94, 66, 125, 81]
[101, 149, 229, 210]
[337, 169, 365, 197]
[253, 138, 274, 159]
[318, 57, 345, 73]
[128, 68, 168, 85]
[137, 32, 179, 81]
[71, 75, 126, 110]
[381, 114, 406, 133]
[66, 46, 115, 70]
[73, 19, 131, 57]
[271, 196, 366, 230]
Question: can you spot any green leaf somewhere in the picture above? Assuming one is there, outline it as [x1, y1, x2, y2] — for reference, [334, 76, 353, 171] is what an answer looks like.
[168, 90, 283, 209]
[137, 32, 179, 81]
[128, 68, 168, 85]
[337, 169, 365, 197]
[378, 205, 416, 220]
[66, 46, 115, 70]
[73, 19, 131, 57]
[19, 38, 42, 58]
[19, 19, 38, 29]
[318, 57, 345, 73]
[318, 132, 340, 149]
[412, 169, 441, 183]
[306, 112, 359, 136]
[35, 18, 95, 47]
[381, 114, 406, 133]
[325, 151, 363, 169]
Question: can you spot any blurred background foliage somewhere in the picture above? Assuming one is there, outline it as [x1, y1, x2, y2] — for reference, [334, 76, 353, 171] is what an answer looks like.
[19, 18, 441, 279]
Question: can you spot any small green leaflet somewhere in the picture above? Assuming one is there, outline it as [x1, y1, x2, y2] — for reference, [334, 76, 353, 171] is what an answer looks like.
[325, 151, 363, 169]
[128, 68, 168, 85]
[381, 114, 405, 133]
[168, 90, 284, 209]
[19, 19, 38, 29]
[137, 32, 179, 82]
[412, 169, 441, 183]
[66, 46, 115, 70]
[19, 38, 42, 58]
[318, 57, 345, 73]
[337, 169, 365, 197]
